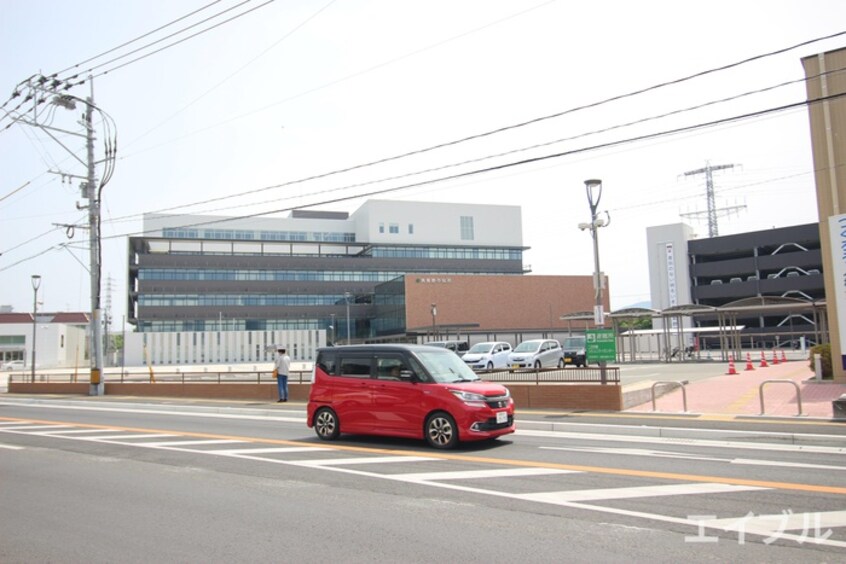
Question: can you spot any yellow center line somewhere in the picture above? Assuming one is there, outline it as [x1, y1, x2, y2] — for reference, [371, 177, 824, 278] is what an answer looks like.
[4, 415, 845, 496]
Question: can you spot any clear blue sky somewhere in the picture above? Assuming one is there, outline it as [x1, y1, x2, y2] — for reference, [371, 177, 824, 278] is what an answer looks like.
[2, 0, 845, 327]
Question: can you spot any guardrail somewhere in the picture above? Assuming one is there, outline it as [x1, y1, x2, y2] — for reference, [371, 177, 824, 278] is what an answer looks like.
[759, 379, 804, 416]
[651, 380, 687, 413]
[483, 366, 620, 384]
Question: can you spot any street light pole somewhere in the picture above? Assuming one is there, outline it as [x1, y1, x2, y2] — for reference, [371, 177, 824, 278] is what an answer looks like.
[431, 303, 437, 340]
[30, 275, 41, 383]
[583, 179, 610, 384]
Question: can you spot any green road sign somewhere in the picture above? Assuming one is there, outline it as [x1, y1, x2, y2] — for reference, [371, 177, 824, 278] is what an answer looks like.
[586, 329, 616, 362]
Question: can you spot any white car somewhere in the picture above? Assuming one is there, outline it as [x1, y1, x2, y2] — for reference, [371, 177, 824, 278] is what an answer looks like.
[508, 339, 564, 369]
[462, 341, 512, 371]
[1, 360, 25, 371]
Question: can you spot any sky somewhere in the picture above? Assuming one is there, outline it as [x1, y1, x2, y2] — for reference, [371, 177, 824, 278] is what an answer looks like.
[2, 0, 845, 330]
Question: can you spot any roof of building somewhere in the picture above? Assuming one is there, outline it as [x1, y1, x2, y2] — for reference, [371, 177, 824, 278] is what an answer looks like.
[0, 312, 89, 324]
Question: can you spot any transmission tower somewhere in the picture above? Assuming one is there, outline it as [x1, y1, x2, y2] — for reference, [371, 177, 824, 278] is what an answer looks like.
[680, 161, 745, 237]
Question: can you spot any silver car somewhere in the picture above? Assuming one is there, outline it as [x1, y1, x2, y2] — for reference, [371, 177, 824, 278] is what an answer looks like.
[508, 339, 564, 369]
[463, 341, 512, 371]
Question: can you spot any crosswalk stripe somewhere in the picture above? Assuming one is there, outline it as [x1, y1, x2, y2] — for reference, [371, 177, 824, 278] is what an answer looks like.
[394, 467, 578, 482]
[298, 455, 437, 466]
[36, 429, 121, 435]
[518, 482, 767, 503]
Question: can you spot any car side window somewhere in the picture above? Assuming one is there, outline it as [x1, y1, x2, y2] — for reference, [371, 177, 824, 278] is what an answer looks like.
[376, 356, 410, 381]
[338, 356, 372, 378]
[316, 352, 336, 375]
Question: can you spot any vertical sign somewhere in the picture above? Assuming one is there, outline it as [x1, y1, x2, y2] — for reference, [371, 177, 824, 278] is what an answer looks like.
[829, 214, 846, 369]
[586, 329, 616, 362]
[665, 243, 678, 329]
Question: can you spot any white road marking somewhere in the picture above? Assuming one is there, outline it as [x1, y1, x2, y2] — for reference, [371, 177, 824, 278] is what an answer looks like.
[540, 446, 846, 471]
[297, 455, 437, 466]
[86, 434, 178, 441]
[36, 429, 121, 435]
[131, 439, 244, 447]
[0, 424, 73, 431]
[517, 482, 767, 503]
[0, 443, 24, 450]
[393, 467, 577, 482]
[212, 446, 326, 455]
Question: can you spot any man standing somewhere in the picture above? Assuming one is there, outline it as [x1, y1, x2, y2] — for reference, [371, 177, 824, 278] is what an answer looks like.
[274, 346, 291, 402]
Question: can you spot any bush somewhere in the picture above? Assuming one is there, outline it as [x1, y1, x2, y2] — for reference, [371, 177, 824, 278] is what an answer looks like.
[808, 343, 832, 379]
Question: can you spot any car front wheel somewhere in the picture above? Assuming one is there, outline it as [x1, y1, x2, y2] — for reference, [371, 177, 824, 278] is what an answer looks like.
[425, 412, 458, 449]
[557, 358, 565, 368]
[533, 360, 541, 370]
[486, 361, 494, 371]
[314, 407, 340, 441]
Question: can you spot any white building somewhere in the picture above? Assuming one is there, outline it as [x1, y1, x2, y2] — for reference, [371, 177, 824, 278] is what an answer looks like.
[0, 312, 88, 369]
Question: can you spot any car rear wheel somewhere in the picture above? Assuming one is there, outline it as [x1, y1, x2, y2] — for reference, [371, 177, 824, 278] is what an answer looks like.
[425, 412, 458, 449]
[314, 407, 340, 441]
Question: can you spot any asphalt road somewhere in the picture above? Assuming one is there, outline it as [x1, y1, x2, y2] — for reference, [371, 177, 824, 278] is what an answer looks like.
[1, 397, 844, 563]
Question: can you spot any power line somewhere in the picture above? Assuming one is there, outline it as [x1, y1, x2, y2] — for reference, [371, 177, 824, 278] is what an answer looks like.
[52, 0, 226, 77]
[96, 90, 846, 242]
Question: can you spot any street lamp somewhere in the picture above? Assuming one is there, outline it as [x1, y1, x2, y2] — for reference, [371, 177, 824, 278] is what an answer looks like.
[30, 274, 41, 383]
[344, 292, 352, 345]
[329, 313, 336, 346]
[431, 303, 438, 339]
[581, 179, 610, 383]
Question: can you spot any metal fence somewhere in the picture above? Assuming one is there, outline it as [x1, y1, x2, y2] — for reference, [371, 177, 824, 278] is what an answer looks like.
[9, 366, 619, 385]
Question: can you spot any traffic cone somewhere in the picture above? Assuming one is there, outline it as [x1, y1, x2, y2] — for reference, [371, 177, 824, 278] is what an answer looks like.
[726, 354, 738, 375]
[772, 349, 780, 365]
[760, 351, 769, 368]
[781, 350, 787, 363]
[744, 353, 755, 371]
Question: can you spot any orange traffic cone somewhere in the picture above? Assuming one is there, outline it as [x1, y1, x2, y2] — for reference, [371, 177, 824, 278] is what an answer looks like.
[726, 354, 738, 375]
[760, 351, 769, 368]
[744, 353, 755, 371]
[781, 350, 787, 363]
[772, 350, 780, 365]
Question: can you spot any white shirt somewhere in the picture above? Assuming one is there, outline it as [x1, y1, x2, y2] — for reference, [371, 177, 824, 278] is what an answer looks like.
[275, 353, 291, 375]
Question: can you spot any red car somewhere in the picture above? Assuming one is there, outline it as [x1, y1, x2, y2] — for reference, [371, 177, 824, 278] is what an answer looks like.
[307, 344, 515, 449]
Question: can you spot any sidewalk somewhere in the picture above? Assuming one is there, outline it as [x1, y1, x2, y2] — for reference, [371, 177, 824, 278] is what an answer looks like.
[627, 358, 846, 418]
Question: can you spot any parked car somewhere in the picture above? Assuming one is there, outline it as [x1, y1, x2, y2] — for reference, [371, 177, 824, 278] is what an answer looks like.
[1, 360, 25, 371]
[424, 340, 470, 357]
[561, 336, 586, 367]
[307, 344, 514, 449]
[462, 341, 512, 371]
[508, 339, 564, 369]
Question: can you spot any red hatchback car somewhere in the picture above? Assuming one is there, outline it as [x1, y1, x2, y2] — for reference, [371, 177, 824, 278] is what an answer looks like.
[307, 344, 515, 449]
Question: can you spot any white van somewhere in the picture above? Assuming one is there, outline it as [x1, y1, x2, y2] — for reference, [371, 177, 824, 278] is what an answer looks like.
[508, 339, 564, 369]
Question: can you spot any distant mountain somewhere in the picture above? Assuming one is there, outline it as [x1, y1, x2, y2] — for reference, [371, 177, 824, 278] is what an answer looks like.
[618, 300, 652, 311]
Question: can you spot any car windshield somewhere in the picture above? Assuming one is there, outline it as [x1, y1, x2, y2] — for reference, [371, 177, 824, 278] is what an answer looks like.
[513, 341, 541, 353]
[467, 343, 494, 354]
[561, 337, 585, 349]
[415, 350, 481, 383]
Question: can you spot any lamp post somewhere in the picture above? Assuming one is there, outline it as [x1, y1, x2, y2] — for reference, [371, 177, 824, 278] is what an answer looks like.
[329, 313, 336, 346]
[344, 292, 352, 345]
[30, 275, 41, 383]
[581, 179, 610, 383]
[431, 303, 438, 340]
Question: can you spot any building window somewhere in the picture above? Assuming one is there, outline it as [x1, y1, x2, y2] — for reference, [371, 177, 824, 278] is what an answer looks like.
[408, 224, 414, 234]
[460, 216, 474, 241]
[379, 223, 385, 234]
[389, 223, 399, 234]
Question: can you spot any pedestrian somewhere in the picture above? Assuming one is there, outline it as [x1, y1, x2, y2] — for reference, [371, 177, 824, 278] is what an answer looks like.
[274, 346, 291, 402]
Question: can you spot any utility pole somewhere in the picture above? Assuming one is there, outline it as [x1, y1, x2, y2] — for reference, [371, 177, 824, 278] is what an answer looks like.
[6, 74, 112, 395]
[85, 82, 104, 395]
[681, 161, 744, 237]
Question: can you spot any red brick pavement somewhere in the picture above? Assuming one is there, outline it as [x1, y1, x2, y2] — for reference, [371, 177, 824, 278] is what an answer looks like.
[627, 359, 846, 418]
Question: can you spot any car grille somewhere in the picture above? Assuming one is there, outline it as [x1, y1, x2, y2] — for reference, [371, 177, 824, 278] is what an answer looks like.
[477, 415, 514, 431]
[485, 395, 509, 409]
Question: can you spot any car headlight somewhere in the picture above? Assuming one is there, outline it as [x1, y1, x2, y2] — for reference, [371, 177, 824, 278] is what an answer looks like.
[450, 389, 487, 406]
